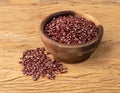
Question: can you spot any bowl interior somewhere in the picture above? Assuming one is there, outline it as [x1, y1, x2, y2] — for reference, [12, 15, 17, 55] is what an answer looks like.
[40, 10, 103, 48]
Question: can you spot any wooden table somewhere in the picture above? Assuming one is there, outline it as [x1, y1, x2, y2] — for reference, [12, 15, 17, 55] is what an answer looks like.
[0, 0, 120, 93]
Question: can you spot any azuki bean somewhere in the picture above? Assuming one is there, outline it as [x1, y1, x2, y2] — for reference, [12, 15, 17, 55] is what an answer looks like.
[45, 15, 99, 45]
[19, 48, 67, 81]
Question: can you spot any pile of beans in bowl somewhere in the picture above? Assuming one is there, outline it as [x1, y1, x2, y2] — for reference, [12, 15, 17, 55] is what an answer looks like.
[45, 15, 99, 45]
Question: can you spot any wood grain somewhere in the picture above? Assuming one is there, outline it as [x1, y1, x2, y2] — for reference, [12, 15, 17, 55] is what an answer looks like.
[0, 0, 120, 93]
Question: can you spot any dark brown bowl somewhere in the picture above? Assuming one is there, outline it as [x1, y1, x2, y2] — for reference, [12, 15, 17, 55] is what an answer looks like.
[40, 10, 103, 63]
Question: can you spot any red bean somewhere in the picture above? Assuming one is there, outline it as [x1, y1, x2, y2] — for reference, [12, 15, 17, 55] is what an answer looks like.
[19, 48, 67, 81]
[45, 15, 99, 45]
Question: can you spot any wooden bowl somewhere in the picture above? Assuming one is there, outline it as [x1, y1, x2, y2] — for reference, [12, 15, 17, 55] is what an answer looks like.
[40, 10, 103, 63]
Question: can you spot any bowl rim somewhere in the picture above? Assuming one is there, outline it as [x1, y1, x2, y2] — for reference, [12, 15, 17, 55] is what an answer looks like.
[40, 10, 103, 48]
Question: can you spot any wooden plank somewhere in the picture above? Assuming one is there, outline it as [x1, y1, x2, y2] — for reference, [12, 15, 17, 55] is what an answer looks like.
[0, 0, 120, 93]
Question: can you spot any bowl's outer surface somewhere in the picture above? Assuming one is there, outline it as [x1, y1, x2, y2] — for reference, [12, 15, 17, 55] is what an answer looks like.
[40, 11, 103, 63]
